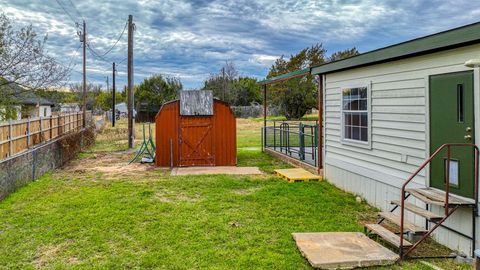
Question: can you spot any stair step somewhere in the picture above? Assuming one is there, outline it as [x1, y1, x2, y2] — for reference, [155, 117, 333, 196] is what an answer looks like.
[365, 224, 412, 248]
[378, 212, 427, 233]
[405, 189, 445, 206]
[391, 200, 443, 221]
[406, 188, 475, 206]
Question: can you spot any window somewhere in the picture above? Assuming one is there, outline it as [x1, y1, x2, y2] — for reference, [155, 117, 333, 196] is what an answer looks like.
[342, 87, 369, 142]
[44, 108, 48, 117]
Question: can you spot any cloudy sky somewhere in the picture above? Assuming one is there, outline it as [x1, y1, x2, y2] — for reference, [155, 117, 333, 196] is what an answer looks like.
[2, 0, 480, 89]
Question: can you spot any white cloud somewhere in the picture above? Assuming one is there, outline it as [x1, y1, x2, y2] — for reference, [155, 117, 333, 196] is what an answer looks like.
[248, 54, 279, 66]
[1, 0, 480, 89]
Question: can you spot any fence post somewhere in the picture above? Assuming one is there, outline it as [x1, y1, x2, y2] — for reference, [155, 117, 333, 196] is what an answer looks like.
[39, 117, 43, 143]
[8, 119, 13, 157]
[314, 124, 318, 165]
[50, 115, 53, 140]
[299, 123, 305, 161]
[59, 115, 62, 136]
[27, 118, 30, 148]
[261, 127, 264, 152]
[273, 121, 276, 151]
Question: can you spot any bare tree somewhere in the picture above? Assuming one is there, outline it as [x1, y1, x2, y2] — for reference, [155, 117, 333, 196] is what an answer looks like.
[203, 61, 239, 103]
[223, 60, 238, 81]
[0, 13, 70, 91]
[70, 82, 103, 110]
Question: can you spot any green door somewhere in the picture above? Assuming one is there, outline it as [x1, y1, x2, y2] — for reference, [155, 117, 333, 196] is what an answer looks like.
[430, 71, 474, 198]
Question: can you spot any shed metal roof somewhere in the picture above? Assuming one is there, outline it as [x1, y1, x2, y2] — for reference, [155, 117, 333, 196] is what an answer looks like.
[311, 21, 480, 75]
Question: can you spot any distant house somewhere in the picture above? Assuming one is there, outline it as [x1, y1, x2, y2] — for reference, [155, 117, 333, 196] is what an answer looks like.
[16, 92, 54, 118]
[106, 102, 136, 121]
[0, 85, 54, 121]
[59, 103, 80, 113]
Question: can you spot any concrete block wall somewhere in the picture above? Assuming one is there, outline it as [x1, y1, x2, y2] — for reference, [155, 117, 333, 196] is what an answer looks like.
[0, 127, 94, 200]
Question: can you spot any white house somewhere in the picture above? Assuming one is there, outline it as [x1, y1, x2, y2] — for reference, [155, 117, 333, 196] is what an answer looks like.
[17, 96, 54, 118]
[316, 22, 480, 257]
[261, 22, 480, 258]
[0, 86, 54, 121]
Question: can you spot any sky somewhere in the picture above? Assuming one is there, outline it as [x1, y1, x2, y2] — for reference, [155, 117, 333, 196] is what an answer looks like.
[1, 0, 480, 90]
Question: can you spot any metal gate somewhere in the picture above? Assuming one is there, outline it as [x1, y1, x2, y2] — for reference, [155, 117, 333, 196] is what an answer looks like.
[179, 116, 215, 166]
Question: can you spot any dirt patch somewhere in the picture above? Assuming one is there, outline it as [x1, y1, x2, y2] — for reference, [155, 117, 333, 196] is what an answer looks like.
[155, 189, 201, 203]
[34, 240, 75, 268]
[231, 186, 262, 195]
[172, 166, 262, 176]
[64, 152, 158, 178]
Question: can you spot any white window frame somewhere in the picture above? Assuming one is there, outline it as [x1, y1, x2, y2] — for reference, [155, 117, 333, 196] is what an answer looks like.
[340, 84, 372, 149]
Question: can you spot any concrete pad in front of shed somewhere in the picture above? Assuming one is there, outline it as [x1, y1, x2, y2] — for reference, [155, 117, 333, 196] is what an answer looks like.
[292, 232, 398, 269]
[171, 166, 262, 176]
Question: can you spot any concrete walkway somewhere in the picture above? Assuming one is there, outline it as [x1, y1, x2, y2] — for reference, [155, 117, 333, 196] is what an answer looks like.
[171, 166, 262, 176]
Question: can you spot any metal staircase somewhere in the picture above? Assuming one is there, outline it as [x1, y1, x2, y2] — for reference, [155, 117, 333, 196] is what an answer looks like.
[365, 144, 479, 260]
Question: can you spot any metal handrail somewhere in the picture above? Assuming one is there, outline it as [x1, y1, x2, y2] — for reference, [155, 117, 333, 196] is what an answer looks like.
[399, 143, 479, 258]
[264, 121, 318, 166]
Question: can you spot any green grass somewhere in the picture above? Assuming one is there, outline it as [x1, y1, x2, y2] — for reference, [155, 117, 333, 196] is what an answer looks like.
[0, 118, 472, 269]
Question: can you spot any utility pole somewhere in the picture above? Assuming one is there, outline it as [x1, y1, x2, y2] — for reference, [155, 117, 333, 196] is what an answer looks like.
[112, 62, 116, 127]
[106, 76, 109, 91]
[82, 20, 86, 128]
[127, 14, 134, 148]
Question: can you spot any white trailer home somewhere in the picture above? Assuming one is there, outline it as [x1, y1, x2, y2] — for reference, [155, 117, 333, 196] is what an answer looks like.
[261, 22, 480, 258]
[315, 22, 480, 257]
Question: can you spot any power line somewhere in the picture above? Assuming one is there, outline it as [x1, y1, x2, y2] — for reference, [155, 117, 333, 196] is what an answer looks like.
[86, 42, 111, 62]
[66, 0, 83, 19]
[8, 35, 80, 71]
[5, 36, 101, 82]
[117, 56, 128, 65]
[98, 21, 128, 57]
[85, 18, 128, 64]
[54, 0, 80, 27]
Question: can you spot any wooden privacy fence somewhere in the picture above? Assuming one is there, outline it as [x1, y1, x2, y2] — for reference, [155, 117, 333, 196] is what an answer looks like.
[0, 112, 86, 160]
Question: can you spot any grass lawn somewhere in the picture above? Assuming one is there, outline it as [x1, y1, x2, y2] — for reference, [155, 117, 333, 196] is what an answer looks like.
[0, 118, 472, 269]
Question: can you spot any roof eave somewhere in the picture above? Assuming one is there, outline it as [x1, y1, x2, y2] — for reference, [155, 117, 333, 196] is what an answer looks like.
[311, 21, 480, 75]
[258, 68, 311, 85]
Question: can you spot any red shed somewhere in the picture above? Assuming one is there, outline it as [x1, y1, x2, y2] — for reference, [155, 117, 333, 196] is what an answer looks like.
[155, 90, 236, 167]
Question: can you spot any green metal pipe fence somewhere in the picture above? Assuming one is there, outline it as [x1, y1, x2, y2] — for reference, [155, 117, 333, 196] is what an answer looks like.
[263, 120, 318, 166]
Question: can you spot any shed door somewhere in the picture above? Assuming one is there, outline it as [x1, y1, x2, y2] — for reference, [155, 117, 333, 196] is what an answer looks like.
[429, 71, 474, 198]
[179, 116, 215, 166]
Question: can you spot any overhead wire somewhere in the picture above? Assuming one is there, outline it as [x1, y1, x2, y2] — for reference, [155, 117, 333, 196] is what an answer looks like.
[47, 3, 129, 82]
[66, 0, 84, 20]
[54, 0, 81, 29]
[97, 21, 128, 57]
[6, 36, 100, 82]
[85, 17, 129, 64]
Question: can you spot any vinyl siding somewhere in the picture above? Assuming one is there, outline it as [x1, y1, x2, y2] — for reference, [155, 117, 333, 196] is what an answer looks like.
[324, 44, 480, 186]
[323, 44, 480, 255]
